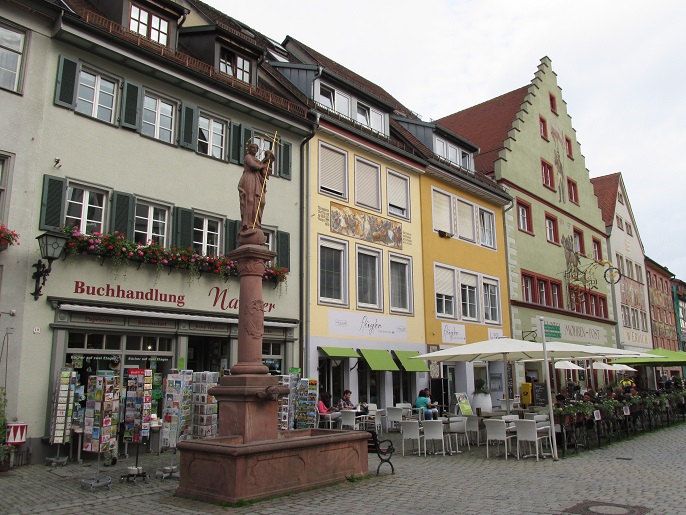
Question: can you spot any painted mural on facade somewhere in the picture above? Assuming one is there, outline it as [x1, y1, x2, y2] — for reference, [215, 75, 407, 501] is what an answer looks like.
[330, 203, 403, 249]
[621, 278, 646, 310]
[550, 124, 566, 204]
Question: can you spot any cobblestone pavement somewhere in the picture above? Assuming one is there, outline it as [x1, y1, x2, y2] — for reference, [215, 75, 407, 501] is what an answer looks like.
[1, 422, 685, 514]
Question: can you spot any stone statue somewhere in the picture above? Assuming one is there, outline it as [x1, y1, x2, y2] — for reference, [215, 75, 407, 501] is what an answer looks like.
[238, 143, 274, 232]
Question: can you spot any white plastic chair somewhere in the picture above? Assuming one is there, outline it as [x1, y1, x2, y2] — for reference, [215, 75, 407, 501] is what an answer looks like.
[465, 415, 481, 446]
[340, 410, 360, 430]
[386, 407, 403, 432]
[483, 419, 515, 460]
[400, 420, 425, 456]
[318, 412, 340, 429]
[514, 419, 550, 461]
[422, 420, 448, 456]
[363, 403, 383, 433]
[446, 416, 470, 453]
[396, 402, 413, 419]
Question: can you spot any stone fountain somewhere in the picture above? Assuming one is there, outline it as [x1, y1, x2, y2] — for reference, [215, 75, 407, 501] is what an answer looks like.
[176, 152, 368, 503]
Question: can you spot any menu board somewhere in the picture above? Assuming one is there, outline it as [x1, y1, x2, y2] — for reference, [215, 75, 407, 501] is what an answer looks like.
[533, 382, 548, 407]
[455, 392, 473, 415]
[506, 363, 514, 399]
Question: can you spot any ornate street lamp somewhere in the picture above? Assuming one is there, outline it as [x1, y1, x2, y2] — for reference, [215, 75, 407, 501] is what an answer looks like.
[31, 230, 69, 300]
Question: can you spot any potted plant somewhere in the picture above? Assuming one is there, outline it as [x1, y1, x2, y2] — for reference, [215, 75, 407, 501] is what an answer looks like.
[0, 387, 12, 471]
[471, 378, 492, 412]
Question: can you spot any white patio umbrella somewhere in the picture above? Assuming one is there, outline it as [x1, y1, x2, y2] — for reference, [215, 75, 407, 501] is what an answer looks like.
[554, 360, 584, 370]
[613, 364, 638, 372]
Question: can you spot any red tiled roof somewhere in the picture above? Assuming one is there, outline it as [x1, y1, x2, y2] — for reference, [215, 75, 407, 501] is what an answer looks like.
[284, 37, 418, 118]
[590, 173, 621, 227]
[436, 86, 530, 174]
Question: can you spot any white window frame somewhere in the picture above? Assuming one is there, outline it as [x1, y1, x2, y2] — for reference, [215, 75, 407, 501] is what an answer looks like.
[0, 22, 26, 93]
[65, 182, 107, 234]
[389, 253, 413, 315]
[134, 200, 168, 247]
[0, 153, 13, 223]
[482, 277, 501, 324]
[319, 83, 335, 109]
[356, 245, 382, 310]
[387, 170, 410, 220]
[459, 271, 478, 321]
[141, 92, 175, 143]
[478, 208, 496, 248]
[198, 113, 227, 159]
[318, 236, 348, 306]
[193, 214, 222, 256]
[457, 199, 475, 242]
[435, 265, 456, 319]
[356, 102, 370, 126]
[319, 142, 348, 200]
[74, 68, 118, 123]
[354, 157, 381, 211]
[431, 188, 453, 234]
[522, 275, 534, 303]
[251, 131, 278, 176]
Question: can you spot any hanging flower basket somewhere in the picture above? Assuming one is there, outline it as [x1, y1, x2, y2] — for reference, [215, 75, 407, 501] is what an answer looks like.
[0, 225, 19, 251]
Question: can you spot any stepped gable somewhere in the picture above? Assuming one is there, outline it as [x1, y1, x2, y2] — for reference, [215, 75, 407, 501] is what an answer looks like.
[590, 173, 621, 227]
[436, 86, 529, 175]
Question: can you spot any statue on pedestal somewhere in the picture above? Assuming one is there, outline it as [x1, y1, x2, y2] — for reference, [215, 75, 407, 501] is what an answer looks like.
[238, 143, 274, 233]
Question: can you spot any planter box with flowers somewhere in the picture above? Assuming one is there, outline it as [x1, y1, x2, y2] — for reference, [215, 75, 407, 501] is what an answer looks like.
[59, 225, 288, 286]
[0, 224, 19, 252]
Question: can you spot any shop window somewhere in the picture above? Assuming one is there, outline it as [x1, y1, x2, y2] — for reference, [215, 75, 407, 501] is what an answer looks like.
[262, 341, 283, 375]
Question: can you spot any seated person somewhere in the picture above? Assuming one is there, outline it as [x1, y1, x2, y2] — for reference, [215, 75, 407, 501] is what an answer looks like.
[415, 389, 439, 420]
[317, 392, 341, 428]
[337, 389, 356, 411]
[554, 393, 566, 409]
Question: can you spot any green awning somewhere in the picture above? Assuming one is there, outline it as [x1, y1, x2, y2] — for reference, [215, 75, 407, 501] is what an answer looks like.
[393, 350, 430, 372]
[319, 346, 360, 358]
[611, 348, 686, 366]
[358, 349, 400, 371]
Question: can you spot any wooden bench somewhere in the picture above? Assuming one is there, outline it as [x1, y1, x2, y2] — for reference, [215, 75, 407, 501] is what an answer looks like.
[367, 430, 395, 475]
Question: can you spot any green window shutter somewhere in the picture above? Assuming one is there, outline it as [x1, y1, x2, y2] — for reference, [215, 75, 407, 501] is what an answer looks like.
[39, 175, 66, 231]
[229, 123, 242, 164]
[279, 140, 292, 180]
[225, 219, 240, 253]
[54, 55, 79, 109]
[121, 81, 141, 130]
[110, 191, 135, 238]
[173, 207, 194, 248]
[180, 103, 197, 150]
[276, 230, 290, 270]
[239, 126, 254, 164]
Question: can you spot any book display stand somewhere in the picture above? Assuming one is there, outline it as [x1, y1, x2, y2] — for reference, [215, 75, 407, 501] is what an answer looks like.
[120, 369, 152, 483]
[46, 368, 77, 467]
[80, 371, 120, 491]
[157, 369, 192, 479]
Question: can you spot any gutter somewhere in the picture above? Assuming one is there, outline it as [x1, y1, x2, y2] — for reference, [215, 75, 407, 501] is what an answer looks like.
[299, 110, 320, 374]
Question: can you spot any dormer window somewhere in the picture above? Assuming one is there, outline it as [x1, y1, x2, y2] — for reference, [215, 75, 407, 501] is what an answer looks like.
[357, 103, 370, 125]
[434, 136, 472, 171]
[219, 48, 251, 83]
[320, 84, 335, 109]
[130, 4, 169, 46]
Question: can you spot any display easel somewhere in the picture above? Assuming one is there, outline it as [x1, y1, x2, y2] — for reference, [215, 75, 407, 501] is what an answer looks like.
[120, 369, 151, 484]
[80, 371, 119, 491]
[156, 369, 192, 480]
[46, 369, 77, 467]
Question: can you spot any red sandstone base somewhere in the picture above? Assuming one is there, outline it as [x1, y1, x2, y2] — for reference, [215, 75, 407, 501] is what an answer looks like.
[176, 429, 369, 504]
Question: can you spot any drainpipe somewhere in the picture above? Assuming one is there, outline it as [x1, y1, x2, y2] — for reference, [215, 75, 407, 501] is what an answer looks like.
[604, 228, 621, 350]
[501, 199, 518, 393]
[299, 110, 319, 376]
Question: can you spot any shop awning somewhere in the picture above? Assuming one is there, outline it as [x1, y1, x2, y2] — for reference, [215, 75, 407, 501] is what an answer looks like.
[318, 346, 360, 358]
[358, 349, 399, 371]
[393, 350, 430, 372]
[57, 303, 298, 328]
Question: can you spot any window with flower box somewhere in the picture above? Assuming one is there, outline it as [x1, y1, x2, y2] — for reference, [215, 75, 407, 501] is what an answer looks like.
[135, 201, 168, 247]
[193, 215, 221, 256]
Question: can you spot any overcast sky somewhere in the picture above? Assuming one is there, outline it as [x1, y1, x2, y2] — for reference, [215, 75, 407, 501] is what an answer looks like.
[206, 0, 686, 279]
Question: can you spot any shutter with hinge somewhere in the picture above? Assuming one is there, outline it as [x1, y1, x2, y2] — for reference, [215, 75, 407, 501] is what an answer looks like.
[276, 230, 290, 270]
[110, 191, 135, 238]
[180, 103, 197, 150]
[173, 207, 194, 248]
[239, 126, 254, 164]
[54, 55, 79, 109]
[121, 81, 141, 130]
[39, 175, 66, 231]
[279, 141, 292, 180]
[225, 219, 240, 253]
[229, 123, 242, 164]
